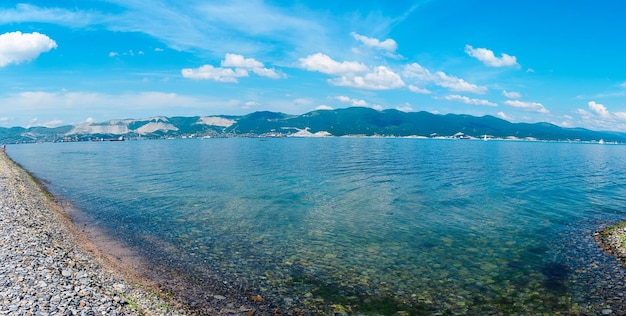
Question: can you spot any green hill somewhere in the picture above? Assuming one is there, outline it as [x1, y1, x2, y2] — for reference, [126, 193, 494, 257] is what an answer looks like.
[1, 107, 624, 143]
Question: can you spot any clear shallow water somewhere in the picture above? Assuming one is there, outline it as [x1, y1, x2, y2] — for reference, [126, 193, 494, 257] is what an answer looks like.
[8, 138, 626, 314]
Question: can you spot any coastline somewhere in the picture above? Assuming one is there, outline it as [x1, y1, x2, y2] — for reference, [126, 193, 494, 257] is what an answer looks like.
[594, 222, 626, 265]
[0, 153, 188, 315]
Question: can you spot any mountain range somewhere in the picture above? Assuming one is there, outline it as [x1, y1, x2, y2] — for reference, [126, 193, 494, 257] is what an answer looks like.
[2, 107, 625, 143]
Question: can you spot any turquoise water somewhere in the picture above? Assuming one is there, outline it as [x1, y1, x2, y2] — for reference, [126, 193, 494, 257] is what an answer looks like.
[8, 138, 626, 314]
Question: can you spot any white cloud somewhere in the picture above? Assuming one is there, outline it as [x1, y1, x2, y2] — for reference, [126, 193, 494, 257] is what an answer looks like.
[0, 31, 57, 67]
[408, 85, 431, 94]
[0, 116, 12, 126]
[575, 103, 626, 131]
[333, 95, 382, 110]
[299, 53, 369, 75]
[464, 45, 518, 67]
[221, 53, 264, 69]
[403, 63, 433, 81]
[614, 112, 626, 120]
[403, 63, 487, 94]
[0, 2, 326, 59]
[580, 101, 626, 123]
[335, 96, 368, 106]
[442, 95, 496, 107]
[315, 105, 333, 110]
[396, 103, 414, 112]
[110, 50, 148, 58]
[588, 101, 610, 117]
[502, 90, 521, 99]
[243, 101, 261, 109]
[299, 54, 409, 91]
[497, 111, 512, 120]
[434, 71, 487, 94]
[329, 66, 405, 90]
[42, 119, 63, 128]
[0, 4, 97, 27]
[293, 98, 313, 106]
[504, 100, 549, 113]
[193, 1, 327, 55]
[351, 32, 397, 52]
[251, 67, 284, 79]
[154, 47, 164, 52]
[181, 65, 248, 82]
[335, 95, 351, 103]
[182, 53, 285, 82]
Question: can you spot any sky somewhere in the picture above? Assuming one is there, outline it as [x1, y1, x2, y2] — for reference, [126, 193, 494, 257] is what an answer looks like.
[1, 0, 626, 131]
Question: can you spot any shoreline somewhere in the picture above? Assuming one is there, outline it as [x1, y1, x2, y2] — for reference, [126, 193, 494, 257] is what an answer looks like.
[0, 153, 189, 315]
[1, 153, 275, 315]
[594, 222, 626, 266]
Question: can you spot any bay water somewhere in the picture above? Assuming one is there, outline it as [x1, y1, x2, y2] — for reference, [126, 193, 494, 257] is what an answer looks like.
[8, 138, 626, 314]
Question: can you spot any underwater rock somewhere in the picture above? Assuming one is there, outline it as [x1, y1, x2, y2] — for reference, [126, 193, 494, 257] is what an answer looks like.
[540, 262, 571, 291]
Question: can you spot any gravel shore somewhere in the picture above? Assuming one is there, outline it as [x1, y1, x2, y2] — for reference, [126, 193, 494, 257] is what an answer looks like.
[0, 153, 188, 315]
[595, 222, 626, 265]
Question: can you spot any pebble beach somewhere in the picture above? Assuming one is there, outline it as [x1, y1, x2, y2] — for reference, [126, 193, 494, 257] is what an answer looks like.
[0, 153, 188, 315]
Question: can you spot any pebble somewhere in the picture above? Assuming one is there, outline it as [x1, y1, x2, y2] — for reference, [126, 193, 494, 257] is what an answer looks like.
[0, 154, 187, 315]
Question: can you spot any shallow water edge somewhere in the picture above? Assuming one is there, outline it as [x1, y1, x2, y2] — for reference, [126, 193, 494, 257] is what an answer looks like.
[9, 153, 287, 315]
[0, 153, 189, 315]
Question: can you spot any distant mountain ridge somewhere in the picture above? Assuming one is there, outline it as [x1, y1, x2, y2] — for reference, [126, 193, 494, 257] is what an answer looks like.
[2, 107, 625, 143]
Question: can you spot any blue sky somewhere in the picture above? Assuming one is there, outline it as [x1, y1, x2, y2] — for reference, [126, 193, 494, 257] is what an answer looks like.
[1, 1, 626, 131]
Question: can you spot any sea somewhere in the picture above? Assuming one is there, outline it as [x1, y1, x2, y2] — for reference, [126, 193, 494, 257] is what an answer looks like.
[8, 137, 626, 315]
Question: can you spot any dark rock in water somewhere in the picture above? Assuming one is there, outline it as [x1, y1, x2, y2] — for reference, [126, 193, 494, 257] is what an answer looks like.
[527, 245, 549, 255]
[506, 261, 524, 269]
[540, 262, 571, 291]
